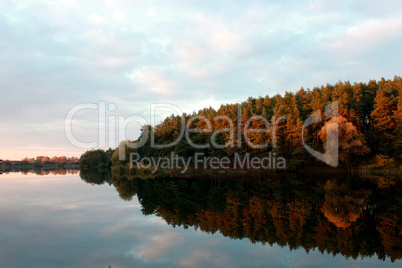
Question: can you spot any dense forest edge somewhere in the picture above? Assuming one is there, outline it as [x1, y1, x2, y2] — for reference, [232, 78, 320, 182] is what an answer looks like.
[79, 76, 401, 176]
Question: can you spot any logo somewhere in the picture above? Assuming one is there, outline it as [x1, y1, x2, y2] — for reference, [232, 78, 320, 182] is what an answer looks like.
[65, 101, 340, 170]
[302, 101, 339, 167]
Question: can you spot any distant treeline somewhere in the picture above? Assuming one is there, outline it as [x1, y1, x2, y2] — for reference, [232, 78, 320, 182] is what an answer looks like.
[0, 169, 79, 176]
[1, 155, 80, 172]
[22, 156, 79, 163]
[83, 76, 402, 171]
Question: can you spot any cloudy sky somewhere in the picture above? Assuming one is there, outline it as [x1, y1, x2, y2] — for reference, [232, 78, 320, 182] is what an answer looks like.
[1, 0, 401, 160]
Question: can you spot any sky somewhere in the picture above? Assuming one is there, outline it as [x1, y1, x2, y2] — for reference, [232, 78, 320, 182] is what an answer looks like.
[0, 0, 402, 160]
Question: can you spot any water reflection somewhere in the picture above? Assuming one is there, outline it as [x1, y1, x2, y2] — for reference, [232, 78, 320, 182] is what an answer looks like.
[321, 179, 371, 228]
[80, 169, 402, 262]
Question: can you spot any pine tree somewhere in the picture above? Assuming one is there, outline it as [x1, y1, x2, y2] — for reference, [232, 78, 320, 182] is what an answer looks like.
[371, 78, 398, 155]
[393, 78, 402, 160]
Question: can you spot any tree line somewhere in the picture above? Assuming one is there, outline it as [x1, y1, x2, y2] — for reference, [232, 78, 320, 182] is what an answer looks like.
[22, 156, 79, 162]
[109, 76, 401, 171]
[79, 148, 114, 170]
[80, 76, 401, 171]
[30, 156, 78, 169]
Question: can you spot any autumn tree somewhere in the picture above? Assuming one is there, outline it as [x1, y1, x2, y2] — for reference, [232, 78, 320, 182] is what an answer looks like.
[371, 78, 399, 155]
[393, 79, 402, 160]
[319, 116, 370, 168]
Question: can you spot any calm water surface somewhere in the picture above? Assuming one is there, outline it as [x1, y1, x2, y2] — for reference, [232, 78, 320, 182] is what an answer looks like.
[0, 171, 400, 267]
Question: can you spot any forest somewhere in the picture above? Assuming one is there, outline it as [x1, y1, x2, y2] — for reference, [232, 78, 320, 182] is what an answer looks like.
[77, 77, 402, 262]
[81, 76, 401, 173]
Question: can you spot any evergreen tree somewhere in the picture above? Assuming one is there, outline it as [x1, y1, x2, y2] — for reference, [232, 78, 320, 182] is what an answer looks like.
[371, 78, 399, 155]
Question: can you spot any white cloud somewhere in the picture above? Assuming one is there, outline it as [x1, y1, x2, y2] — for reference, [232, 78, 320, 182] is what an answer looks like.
[113, 11, 126, 22]
[126, 68, 180, 96]
[327, 17, 402, 58]
[211, 30, 242, 50]
[147, 9, 156, 17]
[88, 14, 107, 25]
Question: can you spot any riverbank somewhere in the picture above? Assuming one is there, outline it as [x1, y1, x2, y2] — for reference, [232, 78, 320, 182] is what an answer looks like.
[1, 161, 79, 173]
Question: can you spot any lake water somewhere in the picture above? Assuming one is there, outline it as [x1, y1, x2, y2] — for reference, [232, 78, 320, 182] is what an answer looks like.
[0, 171, 400, 267]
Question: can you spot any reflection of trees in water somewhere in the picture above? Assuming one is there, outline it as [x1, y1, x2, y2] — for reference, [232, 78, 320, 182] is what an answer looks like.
[79, 169, 111, 185]
[80, 170, 402, 262]
[375, 177, 402, 262]
[111, 175, 138, 201]
[321, 179, 371, 228]
[17, 169, 79, 176]
[80, 168, 138, 201]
